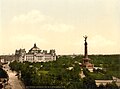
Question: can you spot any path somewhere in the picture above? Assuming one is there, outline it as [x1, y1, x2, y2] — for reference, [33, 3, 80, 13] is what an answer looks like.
[3, 64, 24, 89]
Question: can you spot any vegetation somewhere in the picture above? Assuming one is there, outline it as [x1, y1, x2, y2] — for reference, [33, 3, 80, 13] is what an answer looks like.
[9, 54, 120, 89]
[9, 56, 83, 89]
[97, 82, 119, 89]
[0, 68, 8, 78]
[89, 55, 120, 78]
[0, 67, 9, 88]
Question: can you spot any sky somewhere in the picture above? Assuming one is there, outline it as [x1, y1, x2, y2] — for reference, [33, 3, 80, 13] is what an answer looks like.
[0, 0, 120, 55]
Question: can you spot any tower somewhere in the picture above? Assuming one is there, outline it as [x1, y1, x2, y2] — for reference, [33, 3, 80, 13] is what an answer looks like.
[82, 35, 93, 70]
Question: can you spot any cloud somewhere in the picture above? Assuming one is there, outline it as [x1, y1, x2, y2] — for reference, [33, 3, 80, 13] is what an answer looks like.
[1, 10, 75, 54]
[10, 10, 74, 33]
[43, 23, 74, 32]
[3, 10, 75, 42]
[89, 35, 117, 54]
[11, 10, 47, 24]
[90, 35, 115, 47]
[11, 34, 46, 43]
[1, 1, 120, 54]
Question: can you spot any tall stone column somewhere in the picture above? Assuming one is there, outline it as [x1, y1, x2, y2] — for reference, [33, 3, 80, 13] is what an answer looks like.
[84, 35, 88, 58]
[82, 35, 93, 70]
[83, 36, 90, 65]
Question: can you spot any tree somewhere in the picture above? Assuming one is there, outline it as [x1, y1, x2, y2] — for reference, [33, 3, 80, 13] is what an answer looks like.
[98, 84, 105, 89]
[83, 76, 97, 89]
[0, 68, 8, 78]
[105, 82, 119, 89]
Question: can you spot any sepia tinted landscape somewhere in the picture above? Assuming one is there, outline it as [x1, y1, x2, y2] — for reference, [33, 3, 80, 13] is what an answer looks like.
[0, 0, 120, 89]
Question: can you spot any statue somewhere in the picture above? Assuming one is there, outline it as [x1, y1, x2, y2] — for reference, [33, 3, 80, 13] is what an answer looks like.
[83, 35, 87, 42]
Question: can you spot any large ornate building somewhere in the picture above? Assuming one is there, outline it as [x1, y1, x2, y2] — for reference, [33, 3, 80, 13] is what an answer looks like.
[15, 43, 56, 62]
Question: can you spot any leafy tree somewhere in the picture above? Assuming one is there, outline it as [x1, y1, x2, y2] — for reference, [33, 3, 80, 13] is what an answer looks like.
[0, 68, 8, 78]
[82, 76, 97, 89]
[105, 82, 119, 89]
[98, 84, 105, 89]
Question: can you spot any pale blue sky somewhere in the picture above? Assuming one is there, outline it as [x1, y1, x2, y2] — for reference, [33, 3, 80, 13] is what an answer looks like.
[0, 0, 120, 54]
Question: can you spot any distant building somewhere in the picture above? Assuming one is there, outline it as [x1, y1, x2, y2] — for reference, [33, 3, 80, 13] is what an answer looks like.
[15, 43, 56, 62]
[0, 55, 15, 64]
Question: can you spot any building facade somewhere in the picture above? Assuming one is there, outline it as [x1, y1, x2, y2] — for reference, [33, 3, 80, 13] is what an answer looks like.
[15, 43, 56, 62]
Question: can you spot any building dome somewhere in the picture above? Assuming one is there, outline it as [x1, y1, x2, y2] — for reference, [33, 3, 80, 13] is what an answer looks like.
[28, 43, 41, 54]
